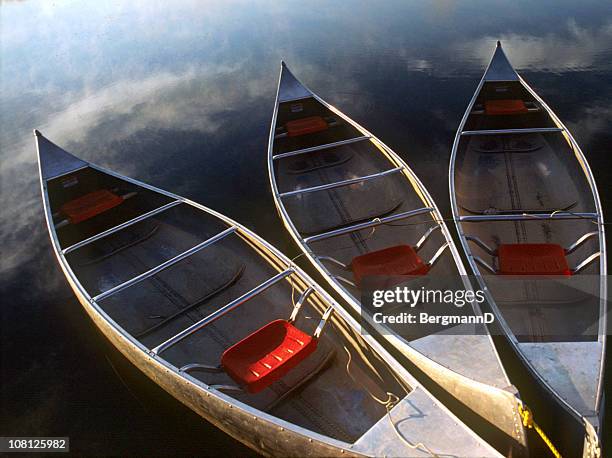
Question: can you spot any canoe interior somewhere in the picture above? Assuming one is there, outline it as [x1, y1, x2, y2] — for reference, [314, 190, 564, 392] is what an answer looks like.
[273, 95, 475, 339]
[48, 166, 412, 443]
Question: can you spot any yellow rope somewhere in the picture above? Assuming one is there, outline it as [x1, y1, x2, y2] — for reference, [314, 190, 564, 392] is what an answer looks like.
[518, 404, 562, 458]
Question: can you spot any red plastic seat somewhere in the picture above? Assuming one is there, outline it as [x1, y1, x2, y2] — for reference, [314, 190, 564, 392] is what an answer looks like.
[60, 189, 124, 224]
[497, 244, 571, 276]
[285, 116, 328, 137]
[485, 99, 528, 116]
[351, 245, 430, 286]
[221, 320, 318, 393]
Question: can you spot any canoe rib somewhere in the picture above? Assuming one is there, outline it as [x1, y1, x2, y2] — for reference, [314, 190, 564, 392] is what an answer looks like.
[134, 265, 246, 339]
[279, 166, 404, 197]
[273, 136, 371, 160]
[303, 207, 434, 243]
[151, 268, 295, 355]
[93, 226, 237, 301]
[62, 200, 182, 254]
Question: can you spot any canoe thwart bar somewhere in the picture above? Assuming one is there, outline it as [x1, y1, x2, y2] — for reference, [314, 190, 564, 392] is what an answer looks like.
[572, 252, 601, 275]
[428, 242, 450, 269]
[415, 225, 441, 251]
[62, 200, 182, 255]
[565, 231, 599, 255]
[472, 255, 497, 274]
[313, 306, 334, 339]
[273, 136, 371, 160]
[179, 363, 223, 374]
[318, 256, 348, 270]
[279, 167, 404, 197]
[289, 286, 315, 323]
[334, 275, 357, 288]
[461, 127, 564, 136]
[466, 235, 497, 256]
[151, 268, 295, 355]
[304, 207, 434, 244]
[93, 226, 237, 302]
[459, 212, 598, 222]
[209, 384, 244, 394]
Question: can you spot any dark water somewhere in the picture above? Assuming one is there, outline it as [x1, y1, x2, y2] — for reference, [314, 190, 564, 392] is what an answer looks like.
[1, 0, 611, 455]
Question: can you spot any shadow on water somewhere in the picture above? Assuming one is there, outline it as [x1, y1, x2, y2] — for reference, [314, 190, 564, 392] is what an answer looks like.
[1, 0, 611, 455]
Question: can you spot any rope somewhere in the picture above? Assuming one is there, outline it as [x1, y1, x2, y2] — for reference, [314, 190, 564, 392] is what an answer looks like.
[342, 347, 439, 457]
[518, 403, 562, 458]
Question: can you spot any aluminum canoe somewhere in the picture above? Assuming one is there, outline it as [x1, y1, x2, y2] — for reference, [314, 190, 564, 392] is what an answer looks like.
[267, 62, 529, 456]
[449, 41, 606, 458]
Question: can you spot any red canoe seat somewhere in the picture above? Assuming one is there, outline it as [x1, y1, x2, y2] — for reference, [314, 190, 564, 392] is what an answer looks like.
[497, 243, 571, 276]
[285, 116, 328, 137]
[221, 320, 318, 393]
[485, 99, 528, 116]
[60, 189, 124, 224]
[351, 245, 430, 286]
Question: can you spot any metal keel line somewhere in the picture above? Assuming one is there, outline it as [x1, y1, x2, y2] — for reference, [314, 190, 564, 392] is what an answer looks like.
[62, 200, 182, 254]
[279, 167, 404, 197]
[272, 136, 371, 160]
[304, 207, 434, 244]
[151, 268, 295, 355]
[93, 226, 237, 302]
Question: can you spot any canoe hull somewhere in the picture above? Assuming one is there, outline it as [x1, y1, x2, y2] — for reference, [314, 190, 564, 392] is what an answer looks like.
[448, 42, 606, 458]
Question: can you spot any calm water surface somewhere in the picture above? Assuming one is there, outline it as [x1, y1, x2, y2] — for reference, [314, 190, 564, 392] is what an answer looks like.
[1, 0, 611, 455]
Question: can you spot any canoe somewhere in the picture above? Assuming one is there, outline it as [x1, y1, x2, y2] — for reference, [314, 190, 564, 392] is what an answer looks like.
[267, 63, 528, 455]
[35, 130, 504, 457]
[449, 42, 606, 456]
